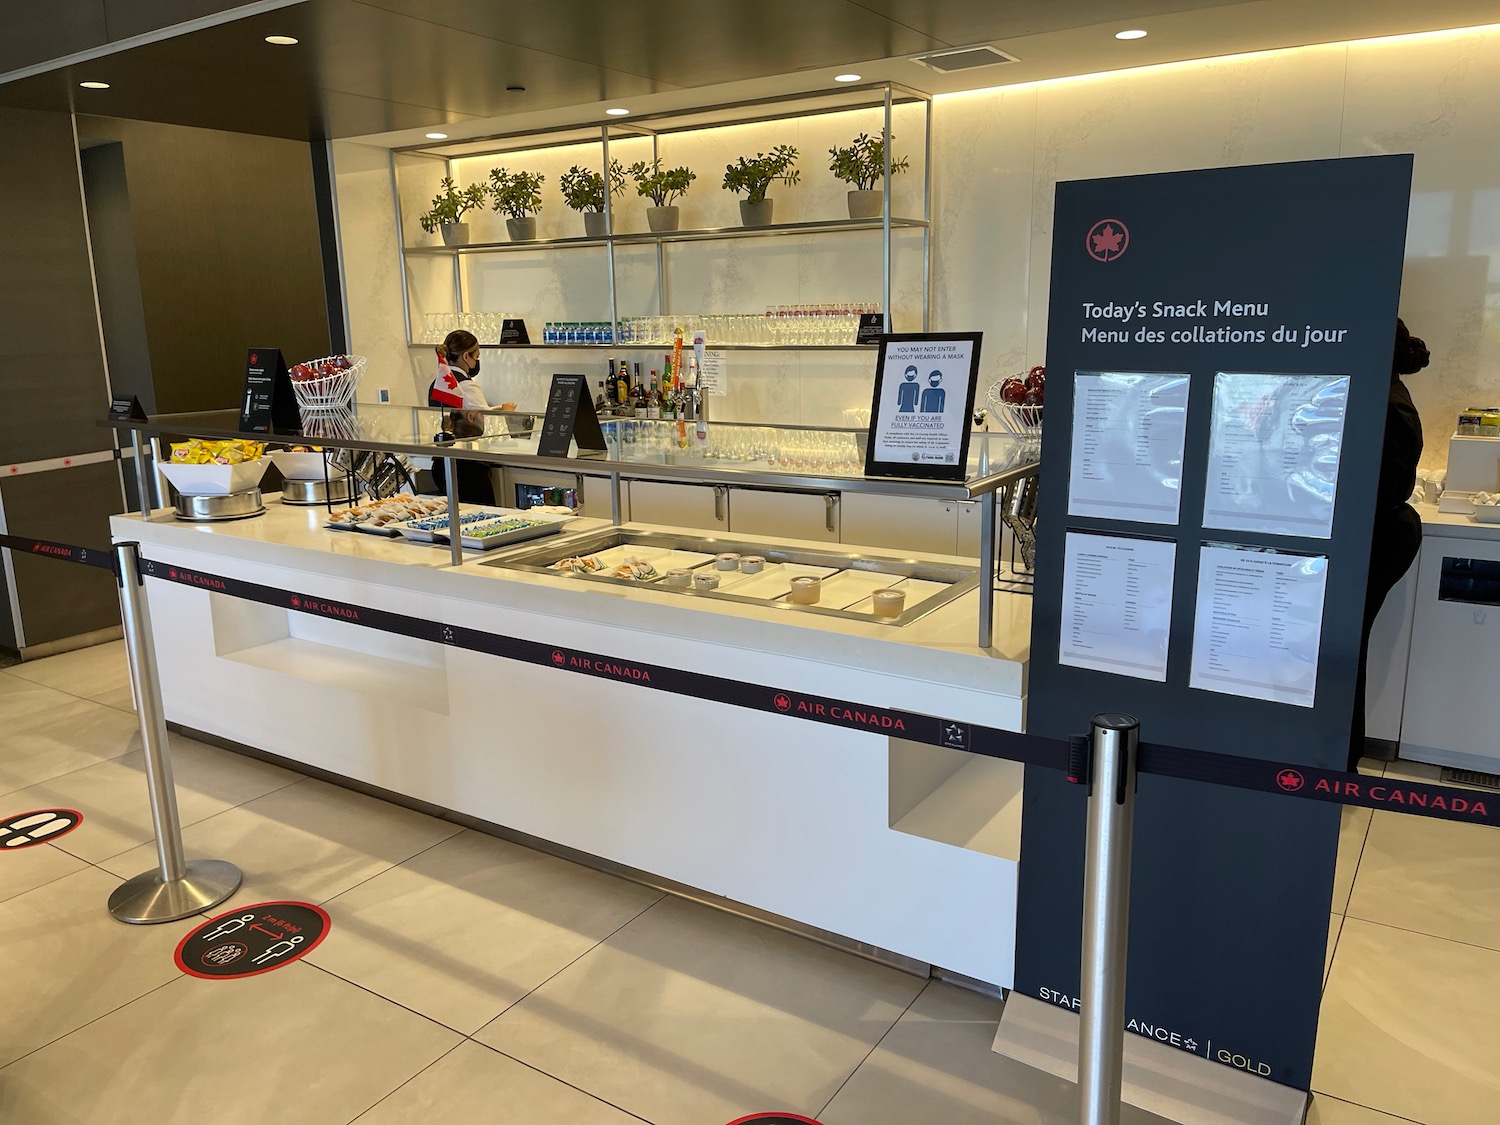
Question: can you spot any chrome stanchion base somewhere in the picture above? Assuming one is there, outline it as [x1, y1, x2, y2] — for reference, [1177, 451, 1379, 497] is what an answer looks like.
[108, 859, 243, 924]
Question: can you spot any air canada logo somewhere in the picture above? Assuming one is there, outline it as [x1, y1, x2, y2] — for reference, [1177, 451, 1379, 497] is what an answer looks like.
[1276, 768, 1305, 792]
[552, 650, 567, 666]
[1087, 218, 1129, 262]
[291, 596, 301, 608]
[773, 693, 791, 712]
[250, 352, 258, 364]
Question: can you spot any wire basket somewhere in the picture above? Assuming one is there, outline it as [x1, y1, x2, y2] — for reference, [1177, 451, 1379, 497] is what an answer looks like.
[984, 380, 1043, 440]
[290, 354, 366, 434]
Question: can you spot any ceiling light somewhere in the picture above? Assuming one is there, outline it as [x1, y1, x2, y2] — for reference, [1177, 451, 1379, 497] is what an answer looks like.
[1115, 29, 1148, 40]
[605, 107, 630, 116]
[425, 132, 448, 140]
[506, 85, 526, 92]
[264, 35, 299, 45]
[834, 73, 862, 83]
[79, 80, 110, 90]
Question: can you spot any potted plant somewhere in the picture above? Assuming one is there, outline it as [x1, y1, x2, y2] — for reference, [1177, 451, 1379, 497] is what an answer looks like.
[721, 145, 800, 227]
[559, 160, 625, 238]
[488, 167, 546, 241]
[828, 133, 910, 219]
[627, 159, 696, 232]
[418, 176, 489, 246]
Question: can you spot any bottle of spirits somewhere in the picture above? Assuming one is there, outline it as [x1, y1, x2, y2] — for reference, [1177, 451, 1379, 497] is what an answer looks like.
[648, 371, 660, 420]
[594, 381, 608, 412]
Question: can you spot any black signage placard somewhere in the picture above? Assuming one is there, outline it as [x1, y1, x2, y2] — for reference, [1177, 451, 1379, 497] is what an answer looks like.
[238, 347, 299, 433]
[1, 808, 83, 849]
[108, 395, 147, 421]
[175, 901, 329, 979]
[1016, 155, 1413, 1092]
[537, 373, 606, 457]
[500, 318, 531, 345]
[855, 313, 885, 345]
[863, 333, 982, 481]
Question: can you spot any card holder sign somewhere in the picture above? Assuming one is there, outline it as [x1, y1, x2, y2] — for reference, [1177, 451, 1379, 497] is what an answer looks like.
[239, 348, 299, 433]
[537, 374, 607, 457]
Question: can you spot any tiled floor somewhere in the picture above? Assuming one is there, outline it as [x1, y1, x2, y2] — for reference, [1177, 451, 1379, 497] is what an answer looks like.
[1, 641, 1496, 1124]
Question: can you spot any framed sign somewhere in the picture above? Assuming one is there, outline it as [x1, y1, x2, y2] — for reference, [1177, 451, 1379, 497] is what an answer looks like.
[863, 332, 983, 480]
[239, 348, 299, 433]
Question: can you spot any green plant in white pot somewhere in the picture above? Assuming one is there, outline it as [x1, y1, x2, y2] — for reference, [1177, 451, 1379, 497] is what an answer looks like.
[560, 160, 625, 238]
[627, 159, 696, 232]
[489, 167, 546, 241]
[721, 145, 800, 227]
[828, 133, 909, 219]
[418, 177, 489, 246]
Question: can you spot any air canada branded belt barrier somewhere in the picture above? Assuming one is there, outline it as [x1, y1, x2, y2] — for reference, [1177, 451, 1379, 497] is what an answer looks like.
[6, 534, 1494, 829]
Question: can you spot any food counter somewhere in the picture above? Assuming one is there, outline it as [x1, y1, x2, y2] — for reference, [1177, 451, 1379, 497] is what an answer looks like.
[108, 411, 1039, 987]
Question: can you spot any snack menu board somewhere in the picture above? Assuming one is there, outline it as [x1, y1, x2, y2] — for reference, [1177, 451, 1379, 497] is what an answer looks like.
[1059, 531, 1176, 681]
[1067, 372, 1190, 525]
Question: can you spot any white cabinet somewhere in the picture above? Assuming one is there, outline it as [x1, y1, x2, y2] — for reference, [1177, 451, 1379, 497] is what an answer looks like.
[730, 488, 839, 543]
[1365, 565, 1417, 744]
[628, 480, 725, 530]
[842, 493, 956, 555]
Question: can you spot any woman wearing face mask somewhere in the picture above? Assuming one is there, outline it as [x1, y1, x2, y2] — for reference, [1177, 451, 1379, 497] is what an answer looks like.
[428, 329, 496, 505]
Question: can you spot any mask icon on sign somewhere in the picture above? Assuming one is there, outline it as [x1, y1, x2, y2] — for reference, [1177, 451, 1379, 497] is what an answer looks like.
[920, 371, 946, 414]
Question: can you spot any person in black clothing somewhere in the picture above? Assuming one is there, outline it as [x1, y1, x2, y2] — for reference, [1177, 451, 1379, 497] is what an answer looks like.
[1350, 319, 1429, 770]
[428, 329, 497, 506]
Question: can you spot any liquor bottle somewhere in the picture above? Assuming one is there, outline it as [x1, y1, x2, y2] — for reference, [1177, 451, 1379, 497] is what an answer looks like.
[648, 371, 660, 420]
[594, 381, 608, 412]
[617, 358, 631, 405]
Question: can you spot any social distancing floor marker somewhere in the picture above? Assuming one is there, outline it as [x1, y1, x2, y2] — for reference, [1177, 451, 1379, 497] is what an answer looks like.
[175, 901, 330, 979]
[0, 809, 83, 849]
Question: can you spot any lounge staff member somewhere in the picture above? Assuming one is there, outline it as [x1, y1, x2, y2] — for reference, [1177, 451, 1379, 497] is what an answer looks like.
[428, 330, 496, 505]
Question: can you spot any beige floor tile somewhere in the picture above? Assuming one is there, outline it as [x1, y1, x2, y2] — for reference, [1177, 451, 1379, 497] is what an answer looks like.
[7, 641, 130, 704]
[477, 895, 926, 1125]
[820, 980, 1173, 1125]
[0, 843, 88, 905]
[0, 696, 145, 797]
[1306, 1094, 1423, 1124]
[1325, 913, 1343, 987]
[1346, 810, 1500, 951]
[8, 733, 301, 863]
[312, 829, 661, 1034]
[92, 683, 137, 713]
[1331, 804, 1373, 914]
[0, 866, 184, 1067]
[0, 961, 460, 1125]
[1314, 917, 1500, 1125]
[98, 777, 464, 909]
[353, 1040, 646, 1125]
[0, 673, 79, 726]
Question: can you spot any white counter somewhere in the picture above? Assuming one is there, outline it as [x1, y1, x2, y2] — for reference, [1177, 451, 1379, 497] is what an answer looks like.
[112, 500, 1033, 986]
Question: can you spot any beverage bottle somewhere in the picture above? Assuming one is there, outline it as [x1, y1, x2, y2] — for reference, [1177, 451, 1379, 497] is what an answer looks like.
[648, 371, 660, 420]
[594, 381, 607, 411]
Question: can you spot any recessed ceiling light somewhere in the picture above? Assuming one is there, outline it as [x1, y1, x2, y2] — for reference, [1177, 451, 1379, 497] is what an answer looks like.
[79, 80, 110, 90]
[264, 35, 299, 45]
[1115, 29, 1148, 40]
[605, 107, 630, 116]
[425, 132, 448, 140]
[834, 73, 862, 83]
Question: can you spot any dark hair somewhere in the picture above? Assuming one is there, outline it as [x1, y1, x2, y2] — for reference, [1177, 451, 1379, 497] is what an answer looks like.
[1393, 319, 1430, 377]
[442, 329, 479, 361]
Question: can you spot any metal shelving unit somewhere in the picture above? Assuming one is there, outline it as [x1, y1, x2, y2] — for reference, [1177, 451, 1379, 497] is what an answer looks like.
[389, 82, 933, 354]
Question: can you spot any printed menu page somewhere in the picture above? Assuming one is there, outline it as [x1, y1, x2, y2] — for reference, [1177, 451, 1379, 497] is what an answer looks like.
[1068, 372, 1190, 525]
[1059, 531, 1177, 682]
[1189, 544, 1328, 707]
[1202, 373, 1349, 539]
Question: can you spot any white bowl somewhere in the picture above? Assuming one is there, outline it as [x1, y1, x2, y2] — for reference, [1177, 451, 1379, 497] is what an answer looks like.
[1472, 502, 1500, 524]
[159, 459, 269, 496]
[268, 450, 330, 480]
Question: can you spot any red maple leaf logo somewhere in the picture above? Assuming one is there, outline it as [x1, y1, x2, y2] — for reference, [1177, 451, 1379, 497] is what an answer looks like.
[552, 650, 566, 666]
[1086, 219, 1129, 262]
[773, 693, 791, 712]
[1276, 769, 1304, 792]
[291, 596, 301, 608]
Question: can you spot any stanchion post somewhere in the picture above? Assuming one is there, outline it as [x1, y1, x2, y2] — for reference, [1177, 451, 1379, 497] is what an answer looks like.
[444, 456, 463, 567]
[108, 541, 242, 923]
[1078, 712, 1140, 1125]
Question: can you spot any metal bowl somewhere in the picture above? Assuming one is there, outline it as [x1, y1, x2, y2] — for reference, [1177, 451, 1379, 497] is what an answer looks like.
[280, 477, 353, 506]
[173, 489, 266, 522]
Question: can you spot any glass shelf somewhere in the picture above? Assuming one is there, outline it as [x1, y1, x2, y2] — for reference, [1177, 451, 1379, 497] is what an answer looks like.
[401, 216, 928, 256]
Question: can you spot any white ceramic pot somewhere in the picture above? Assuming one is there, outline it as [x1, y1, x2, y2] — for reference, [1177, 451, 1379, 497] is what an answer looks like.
[646, 205, 680, 232]
[847, 189, 883, 219]
[583, 210, 608, 238]
[739, 198, 774, 226]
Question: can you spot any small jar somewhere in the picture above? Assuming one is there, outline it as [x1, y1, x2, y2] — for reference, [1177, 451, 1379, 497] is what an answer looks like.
[872, 588, 906, 617]
[664, 569, 693, 588]
[788, 575, 821, 604]
[694, 572, 721, 591]
[715, 553, 740, 571]
[740, 555, 766, 574]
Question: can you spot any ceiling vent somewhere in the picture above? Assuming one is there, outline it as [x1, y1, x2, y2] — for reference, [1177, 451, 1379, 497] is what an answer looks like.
[908, 45, 1019, 73]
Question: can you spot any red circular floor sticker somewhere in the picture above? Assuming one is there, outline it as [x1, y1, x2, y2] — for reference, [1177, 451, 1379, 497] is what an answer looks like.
[175, 901, 330, 980]
[726, 1116, 823, 1124]
[0, 808, 83, 849]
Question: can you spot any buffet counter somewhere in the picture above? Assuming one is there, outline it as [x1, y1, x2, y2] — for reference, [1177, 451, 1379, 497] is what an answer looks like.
[111, 497, 1033, 986]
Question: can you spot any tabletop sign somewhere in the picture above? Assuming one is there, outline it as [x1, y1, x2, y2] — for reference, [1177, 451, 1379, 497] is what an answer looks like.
[108, 395, 147, 421]
[863, 332, 983, 481]
[537, 373, 606, 457]
[174, 900, 330, 980]
[855, 313, 885, 345]
[500, 318, 531, 345]
[238, 347, 299, 434]
[0, 808, 83, 850]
